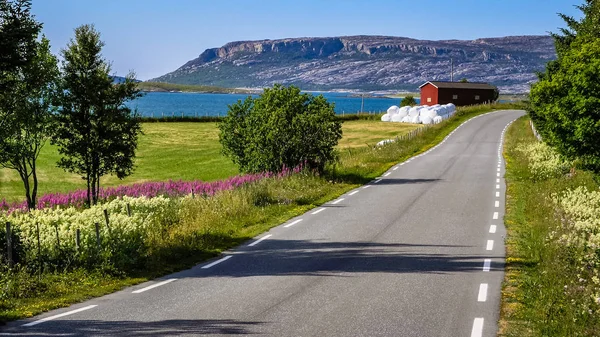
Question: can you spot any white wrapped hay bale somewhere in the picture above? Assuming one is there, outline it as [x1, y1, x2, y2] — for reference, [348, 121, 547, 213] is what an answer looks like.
[387, 105, 400, 116]
[391, 114, 403, 122]
[381, 114, 391, 122]
[410, 115, 421, 124]
[433, 116, 443, 124]
[408, 106, 420, 117]
[398, 106, 410, 118]
[421, 116, 433, 125]
[401, 116, 412, 123]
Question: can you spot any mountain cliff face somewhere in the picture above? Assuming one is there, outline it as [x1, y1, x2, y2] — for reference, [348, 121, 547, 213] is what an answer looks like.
[152, 35, 556, 93]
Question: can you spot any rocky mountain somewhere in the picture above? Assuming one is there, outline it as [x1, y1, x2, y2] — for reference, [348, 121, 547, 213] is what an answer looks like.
[152, 35, 556, 93]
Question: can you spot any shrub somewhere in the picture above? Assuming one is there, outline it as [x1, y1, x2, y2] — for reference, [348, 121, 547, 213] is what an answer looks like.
[219, 84, 342, 173]
[400, 95, 416, 107]
[516, 141, 571, 180]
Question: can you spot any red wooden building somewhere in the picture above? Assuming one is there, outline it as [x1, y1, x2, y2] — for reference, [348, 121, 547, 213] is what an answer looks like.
[419, 81, 497, 106]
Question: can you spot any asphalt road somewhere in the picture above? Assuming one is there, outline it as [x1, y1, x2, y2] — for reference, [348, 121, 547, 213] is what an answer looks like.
[1, 110, 525, 337]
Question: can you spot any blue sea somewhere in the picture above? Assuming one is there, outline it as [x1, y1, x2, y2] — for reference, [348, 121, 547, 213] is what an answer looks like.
[126, 91, 420, 118]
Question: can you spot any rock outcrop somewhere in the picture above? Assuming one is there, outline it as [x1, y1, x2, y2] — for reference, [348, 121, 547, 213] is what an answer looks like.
[152, 35, 556, 93]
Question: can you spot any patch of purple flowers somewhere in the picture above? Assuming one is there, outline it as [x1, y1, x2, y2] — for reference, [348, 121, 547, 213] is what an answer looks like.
[1, 165, 304, 213]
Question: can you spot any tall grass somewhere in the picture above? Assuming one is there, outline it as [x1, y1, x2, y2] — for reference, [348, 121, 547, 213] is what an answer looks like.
[500, 116, 600, 336]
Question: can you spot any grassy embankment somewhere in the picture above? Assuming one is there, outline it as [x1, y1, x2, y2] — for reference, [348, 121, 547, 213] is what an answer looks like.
[136, 81, 255, 94]
[0, 103, 523, 323]
[499, 116, 599, 336]
[0, 120, 418, 202]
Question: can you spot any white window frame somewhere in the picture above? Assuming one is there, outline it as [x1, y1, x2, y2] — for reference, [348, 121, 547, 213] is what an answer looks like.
[475, 95, 480, 100]
[427, 97, 432, 103]
[452, 94, 458, 100]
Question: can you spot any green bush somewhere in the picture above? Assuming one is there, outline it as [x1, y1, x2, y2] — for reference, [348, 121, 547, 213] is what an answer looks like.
[400, 95, 416, 107]
[516, 142, 572, 181]
[219, 84, 342, 173]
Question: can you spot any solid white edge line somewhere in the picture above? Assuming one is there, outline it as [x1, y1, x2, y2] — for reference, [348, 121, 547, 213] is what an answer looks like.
[132, 278, 177, 294]
[486, 240, 494, 251]
[248, 234, 273, 246]
[483, 259, 491, 272]
[384, 172, 391, 177]
[495, 201, 500, 207]
[22, 305, 98, 327]
[202, 255, 233, 268]
[471, 317, 484, 337]
[493, 212, 499, 220]
[284, 219, 303, 228]
[489, 225, 497, 233]
[478, 283, 488, 302]
[311, 208, 326, 215]
[349, 191, 359, 196]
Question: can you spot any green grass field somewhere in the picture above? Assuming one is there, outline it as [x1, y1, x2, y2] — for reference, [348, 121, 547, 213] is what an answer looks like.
[0, 120, 420, 202]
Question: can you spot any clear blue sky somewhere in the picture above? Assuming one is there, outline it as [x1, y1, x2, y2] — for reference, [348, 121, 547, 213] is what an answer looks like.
[31, 0, 582, 80]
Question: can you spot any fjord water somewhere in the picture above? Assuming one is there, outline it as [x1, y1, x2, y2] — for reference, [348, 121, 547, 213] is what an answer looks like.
[127, 91, 420, 117]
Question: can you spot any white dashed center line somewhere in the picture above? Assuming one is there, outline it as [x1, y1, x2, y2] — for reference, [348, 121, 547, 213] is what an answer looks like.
[284, 219, 303, 228]
[483, 259, 491, 272]
[478, 283, 488, 302]
[332, 198, 345, 204]
[132, 279, 177, 294]
[249, 234, 272, 247]
[493, 212, 499, 220]
[349, 191, 359, 196]
[495, 201, 500, 207]
[311, 208, 326, 215]
[471, 317, 484, 337]
[22, 305, 98, 327]
[486, 240, 494, 251]
[374, 179, 383, 184]
[489, 225, 497, 233]
[495, 191, 500, 197]
[202, 255, 233, 269]
[384, 172, 391, 177]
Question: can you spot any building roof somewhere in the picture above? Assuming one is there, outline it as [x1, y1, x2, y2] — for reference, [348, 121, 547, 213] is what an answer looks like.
[419, 81, 497, 90]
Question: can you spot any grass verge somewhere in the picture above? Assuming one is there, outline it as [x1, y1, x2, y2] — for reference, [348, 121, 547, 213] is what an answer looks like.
[499, 116, 599, 336]
[1, 102, 524, 323]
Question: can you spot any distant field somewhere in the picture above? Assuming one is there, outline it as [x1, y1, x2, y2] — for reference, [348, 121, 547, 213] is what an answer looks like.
[137, 82, 254, 94]
[0, 120, 419, 202]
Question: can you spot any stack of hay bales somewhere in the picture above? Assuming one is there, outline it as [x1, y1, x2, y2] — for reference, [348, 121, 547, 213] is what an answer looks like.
[381, 103, 457, 124]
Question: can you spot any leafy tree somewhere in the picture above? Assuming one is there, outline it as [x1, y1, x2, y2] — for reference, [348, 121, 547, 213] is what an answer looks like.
[0, 0, 40, 75]
[530, 1, 600, 171]
[459, 78, 469, 83]
[400, 95, 417, 107]
[219, 84, 342, 174]
[52, 24, 142, 206]
[0, 0, 41, 132]
[0, 37, 59, 210]
[530, 38, 600, 170]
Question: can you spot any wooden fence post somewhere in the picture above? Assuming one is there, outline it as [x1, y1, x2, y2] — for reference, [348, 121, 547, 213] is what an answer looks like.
[5, 222, 13, 268]
[95, 222, 101, 251]
[76, 229, 81, 251]
[103, 209, 112, 234]
[126, 203, 132, 217]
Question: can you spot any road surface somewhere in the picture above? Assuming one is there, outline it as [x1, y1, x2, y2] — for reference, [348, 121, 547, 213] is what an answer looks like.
[1, 110, 524, 337]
